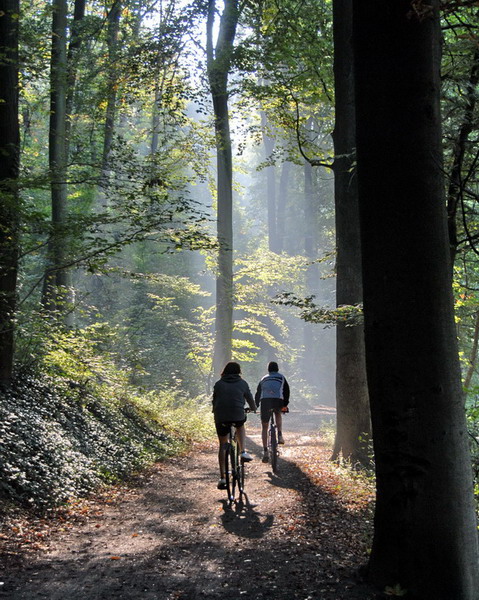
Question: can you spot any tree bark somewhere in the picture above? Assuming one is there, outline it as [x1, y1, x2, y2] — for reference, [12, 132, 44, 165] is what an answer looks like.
[101, 0, 122, 201]
[207, 0, 239, 376]
[464, 310, 479, 391]
[353, 1, 479, 596]
[331, 0, 370, 465]
[65, 0, 86, 159]
[42, 0, 69, 312]
[0, 0, 20, 383]
[151, 79, 161, 155]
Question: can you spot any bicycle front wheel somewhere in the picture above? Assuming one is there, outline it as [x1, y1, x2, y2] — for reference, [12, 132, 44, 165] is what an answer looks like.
[224, 442, 237, 503]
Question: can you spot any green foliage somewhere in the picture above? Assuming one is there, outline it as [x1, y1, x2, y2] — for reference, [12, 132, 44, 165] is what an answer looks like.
[238, 0, 335, 164]
[131, 388, 214, 446]
[273, 292, 363, 327]
[83, 263, 215, 395]
[384, 584, 408, 597]
[0, 358, 214, 512]
[42, 323, 125, 387]
[0, 373, 170, 510]
[232, 248, 313, 363]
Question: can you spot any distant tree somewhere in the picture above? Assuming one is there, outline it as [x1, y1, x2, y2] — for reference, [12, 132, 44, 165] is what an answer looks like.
[65, 0, 86, 159]
[276, 160, 291, 253]
[260, 110, 279, 252]
[331, 0, 370, 465]
[42, 0, 69, 313]
[353, 0, 479, 596]
[206, 0, 239, 375]
[441, 4, 479, 266]
[446, 46, 479, 264]
[101, 0, 121, 196]
[0, 0, 20, 382]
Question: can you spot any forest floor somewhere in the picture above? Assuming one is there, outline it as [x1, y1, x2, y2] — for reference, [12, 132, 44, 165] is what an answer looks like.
[0, 407, 386, 600]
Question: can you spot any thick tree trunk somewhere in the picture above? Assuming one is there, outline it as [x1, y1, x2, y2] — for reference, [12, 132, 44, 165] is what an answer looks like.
[212, 89, 234, 376]
[353, 1, 479, 597]
[207, 0, 238, 376]
[43, 0, 69, 312]
[0, 0, 20, 383]
[331, 0, 370, 465]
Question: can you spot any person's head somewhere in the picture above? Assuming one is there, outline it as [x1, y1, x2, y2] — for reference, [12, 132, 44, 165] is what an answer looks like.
[267, 361, 279, 372]
[222, 361, 241, 376]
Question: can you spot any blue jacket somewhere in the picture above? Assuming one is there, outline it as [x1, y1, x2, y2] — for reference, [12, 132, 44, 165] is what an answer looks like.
[255, 371, 290, 406]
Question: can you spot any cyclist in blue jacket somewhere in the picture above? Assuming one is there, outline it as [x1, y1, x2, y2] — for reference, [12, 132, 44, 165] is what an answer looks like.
[255, 361, 290, 463]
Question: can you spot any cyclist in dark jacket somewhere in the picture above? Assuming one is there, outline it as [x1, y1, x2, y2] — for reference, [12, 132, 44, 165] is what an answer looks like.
[255, 361, 290, 462]
[212, 361, 256, 490]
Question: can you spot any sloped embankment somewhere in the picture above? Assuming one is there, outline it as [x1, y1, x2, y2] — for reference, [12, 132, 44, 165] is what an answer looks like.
[0, 373, 206, 512]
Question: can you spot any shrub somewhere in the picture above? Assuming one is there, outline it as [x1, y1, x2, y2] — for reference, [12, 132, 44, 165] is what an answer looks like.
[0, 372, 213, 511]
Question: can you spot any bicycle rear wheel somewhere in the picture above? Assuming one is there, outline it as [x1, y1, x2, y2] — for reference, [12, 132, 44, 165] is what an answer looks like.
[224, 442, 237, 503]
[269, 423, 278, 473]
[237, 458, 245, 495]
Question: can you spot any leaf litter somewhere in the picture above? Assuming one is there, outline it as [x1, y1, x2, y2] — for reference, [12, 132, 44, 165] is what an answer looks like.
[0, 422, 387, 599]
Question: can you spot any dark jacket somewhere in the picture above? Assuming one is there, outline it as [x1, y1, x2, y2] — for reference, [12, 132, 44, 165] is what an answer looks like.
[212, 374, 255, 423]
[255, 371, 290, 406]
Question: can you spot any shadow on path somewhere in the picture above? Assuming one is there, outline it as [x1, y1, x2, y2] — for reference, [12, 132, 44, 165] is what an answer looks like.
[219, 496, 275, 539]
[0, 427, 381, 600]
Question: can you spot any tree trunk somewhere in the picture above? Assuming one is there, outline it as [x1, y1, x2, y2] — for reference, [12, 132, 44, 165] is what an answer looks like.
[151, 79, 161, 155]
[260, 110, 278, 252]
[331, 0, 370, 465]
[303, 157, 315, 259]
[42, 0, 69, 312]
[207, 0, 239, 376]
[65, 0, 86, 159]
[353, 1, 479, 596]
[0, 0, 20, 383]
[276, 160, 290, 254]
[464, 310, 479, 391]
[101, 0, 121, 201]
[303, 158, 317, 376]
[447, 46, 479, 264]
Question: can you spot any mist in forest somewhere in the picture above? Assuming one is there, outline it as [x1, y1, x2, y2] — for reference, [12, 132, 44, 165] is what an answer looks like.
[3, 0, 341, 414]
[183, 105, 337, 407]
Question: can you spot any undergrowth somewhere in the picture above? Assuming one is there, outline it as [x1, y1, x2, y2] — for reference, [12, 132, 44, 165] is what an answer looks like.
[0, 373, 214, 512]
[0, 324, 215, 512]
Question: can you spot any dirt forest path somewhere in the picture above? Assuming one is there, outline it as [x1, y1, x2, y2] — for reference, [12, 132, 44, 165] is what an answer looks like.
[0, 407, 380, 600]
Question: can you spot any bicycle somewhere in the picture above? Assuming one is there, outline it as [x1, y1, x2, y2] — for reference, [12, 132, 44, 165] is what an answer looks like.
[266, 406, 288, 474]
[224, 410, 253, 504]
[267, 408, 279, 473]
